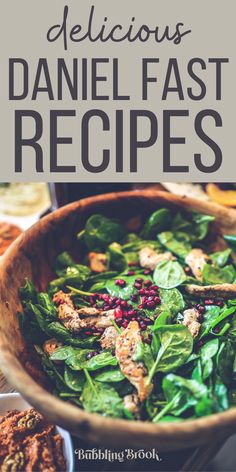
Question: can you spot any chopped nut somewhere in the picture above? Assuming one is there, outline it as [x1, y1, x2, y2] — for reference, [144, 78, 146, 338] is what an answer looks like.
[2, 452, 25, 472]
[17, 411, 41, 430]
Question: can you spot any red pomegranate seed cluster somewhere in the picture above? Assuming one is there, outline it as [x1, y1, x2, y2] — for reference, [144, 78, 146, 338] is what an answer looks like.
[80, 276, 162, 337]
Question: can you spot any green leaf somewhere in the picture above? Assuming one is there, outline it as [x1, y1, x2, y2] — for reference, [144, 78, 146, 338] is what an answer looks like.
[158, 231, 191, 259]
[106, 275, 138, 300]
[163, 374, 208, 415]
[210, 249, 232, 268]
[94, 369, 125, 383]
[153, 259, 186, 289]
[86, 352, 118, 371]
[216, 340, 235, 385]
[82, 214, 127, 251]
[64, 367, 85, 392]
[159, 288, 185, 315]
[202, 264, 235, 284]
[107, 242, 127, 272]
[81, 380, 123, 418]
[147, 325, 193, 382]
[140, 209, 172, 239]
[50, 346, 91, 370]
[200, 306, 236, 339]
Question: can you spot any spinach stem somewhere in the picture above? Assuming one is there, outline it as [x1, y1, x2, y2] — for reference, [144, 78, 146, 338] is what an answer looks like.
[111, 319, 122, 334]
[152, 393, 180, 423]
[83, 368, 99, 398]
[67, 286, 95, 297]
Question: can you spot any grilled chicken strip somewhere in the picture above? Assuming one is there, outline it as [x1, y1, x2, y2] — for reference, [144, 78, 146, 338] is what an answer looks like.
[100, 326, 118, 350]
[88, 252, 107, 273]
[53, 290, 115, 333]
[139, 247, 174, 271]
[115, 321, 153, 401]
[182, 308, 201, 338]
[185, 248, 210, 281]
[185, 283, 236, 299]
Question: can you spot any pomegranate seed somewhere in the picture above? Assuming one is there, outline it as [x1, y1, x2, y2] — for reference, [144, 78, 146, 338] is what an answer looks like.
[134, 282, 142, 289]
[121, 300, 128, 308]
[116, 318, 123, 326]
[103, 304, 110, 311]
[216, 300, 224, 307]
[136, 278, 144, 283]
[128, 309, 136, 316]
[138, 289, 145, 295]
[131, 317, 136, 321]
[115, 279, 126, 287]
[146, 301, 155, 309]
[196, 304, 205, 314]
[154, 297, 161, 304]
[151, 285, 159, 290]
[126, 270, 135, 276]
[144, 269, 151, 275]
[122, 320, 129, 328]
[144, 280, 152, 286]
[205, 299, 214, 305]
[137, 316, 142, 321]
[145, 338, 152, 345]
[130, 294, 138, 302]
[85, 331, 92, 336]
[115, 307, 123, 318]
[140, 322, 147, 331]
[128, 261, 138, 267]
[144, 290, 151, 296]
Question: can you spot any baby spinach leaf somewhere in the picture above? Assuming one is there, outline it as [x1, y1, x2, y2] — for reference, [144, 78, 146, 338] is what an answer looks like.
[158, 231, 191, 259]
[216, 340, 235, 385]
[107, 242, 127, 272]
[210, 249, 232, 268]
[140, 208, 172, 239]
[200, 306, 236, 339]
[151, 311, 172, 332]
[147, 325, 193, 382]
[94, 369, 125, 383]
[197, 339, 219, 380]
[84, 271, 118, 290]
[86, 352, 118, 371]
[106, 275, 137, 300]
[82, 214, 127, 251]
[121, 239, 162, 253]
[172, 212, 214, 241]
[133, 341, 154, 371]
[64, 367, 85, 392]
[202, 264, 235, 285]
[159, 288, 185, 315]
[46, 322, 99, 348]
[37, 293, 57, 319]
[153, 374, 208, 421]
[81, 380, 123, 418]
[51, 346, 90, 370]
[54, 252, 75, 273]
[19, 280, 37, 304]
[153, 259, 186, 289]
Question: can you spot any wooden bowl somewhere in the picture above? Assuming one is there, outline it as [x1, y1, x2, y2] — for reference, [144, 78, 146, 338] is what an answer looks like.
[0, 190, 236, 451]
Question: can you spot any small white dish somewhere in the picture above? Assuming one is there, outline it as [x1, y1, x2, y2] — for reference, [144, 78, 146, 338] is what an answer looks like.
[0, 393, 74, 472]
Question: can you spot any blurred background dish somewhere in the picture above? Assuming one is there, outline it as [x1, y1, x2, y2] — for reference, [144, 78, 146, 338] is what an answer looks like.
[0, 393, 74, 472]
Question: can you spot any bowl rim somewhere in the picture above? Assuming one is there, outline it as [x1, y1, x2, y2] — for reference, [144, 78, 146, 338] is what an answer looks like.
[0, 189, 236, 449]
